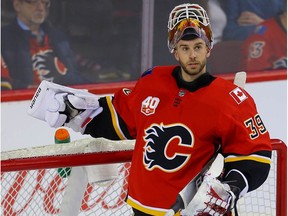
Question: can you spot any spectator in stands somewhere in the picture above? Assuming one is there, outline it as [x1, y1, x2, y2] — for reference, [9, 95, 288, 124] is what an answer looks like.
[222, 0, 284, 41]
[242, 10, 287, 72]
[1, 0, 85, 90]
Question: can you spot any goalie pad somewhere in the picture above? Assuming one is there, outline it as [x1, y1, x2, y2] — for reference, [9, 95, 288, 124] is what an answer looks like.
[27, 80, 103, 133]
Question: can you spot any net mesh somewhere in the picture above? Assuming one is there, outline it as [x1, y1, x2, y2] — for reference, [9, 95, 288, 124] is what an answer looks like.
[1, 163, 132, 216]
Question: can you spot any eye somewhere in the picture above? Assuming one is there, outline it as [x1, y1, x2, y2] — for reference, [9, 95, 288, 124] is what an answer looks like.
[181, 46, 189, 51]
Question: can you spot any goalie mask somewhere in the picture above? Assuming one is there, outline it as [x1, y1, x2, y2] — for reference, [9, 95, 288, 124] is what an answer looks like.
[167, 3, 214, 53]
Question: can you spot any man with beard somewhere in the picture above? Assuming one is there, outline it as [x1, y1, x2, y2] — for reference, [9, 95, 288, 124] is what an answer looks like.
[28, 3, 272, 216]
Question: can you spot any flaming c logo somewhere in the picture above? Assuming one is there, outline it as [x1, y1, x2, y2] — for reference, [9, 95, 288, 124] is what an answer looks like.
[32, 50, 68, 81]
[143, 123, 194, 172]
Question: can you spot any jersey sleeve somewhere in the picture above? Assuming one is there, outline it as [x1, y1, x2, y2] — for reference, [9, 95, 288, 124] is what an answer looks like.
[83, 79, 144, 140]
[84, 69, 151, 140]
[218, 89, 271, 198]
[83, 93, 135, 140]
[106, 75, 150, 139]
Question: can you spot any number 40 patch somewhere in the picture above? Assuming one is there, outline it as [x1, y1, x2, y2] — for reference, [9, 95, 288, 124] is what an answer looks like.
[141, 96, 160, 116]
[244, 114, 267, 139]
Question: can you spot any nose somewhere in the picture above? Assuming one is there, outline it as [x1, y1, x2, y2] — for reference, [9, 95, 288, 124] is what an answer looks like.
[189, 50, 197, 59]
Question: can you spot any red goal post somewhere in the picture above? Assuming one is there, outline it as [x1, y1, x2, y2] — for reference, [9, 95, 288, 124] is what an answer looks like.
[1, 138, 287, 216]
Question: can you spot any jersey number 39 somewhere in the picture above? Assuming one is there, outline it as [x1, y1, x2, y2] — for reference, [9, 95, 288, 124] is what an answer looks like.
[244, 114, 267, 140]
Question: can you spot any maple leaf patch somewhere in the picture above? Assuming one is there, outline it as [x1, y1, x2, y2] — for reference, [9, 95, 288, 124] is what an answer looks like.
[229, 87, 248, 104]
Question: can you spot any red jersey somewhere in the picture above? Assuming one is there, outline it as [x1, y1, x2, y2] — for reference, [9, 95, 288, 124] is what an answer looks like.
[242, 16, 287, 71]
[1, 35, 68, 89]
[29, 35, 68, 88]
[87, 66, 271, 215]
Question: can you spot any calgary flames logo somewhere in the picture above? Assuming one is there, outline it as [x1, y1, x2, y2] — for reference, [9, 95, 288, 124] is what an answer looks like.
[143, 123, 194, 172]
[32, 50, 68, 81]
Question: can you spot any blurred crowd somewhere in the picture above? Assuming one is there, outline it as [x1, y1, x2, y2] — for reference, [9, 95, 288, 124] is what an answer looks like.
[1, 0, 287, 90]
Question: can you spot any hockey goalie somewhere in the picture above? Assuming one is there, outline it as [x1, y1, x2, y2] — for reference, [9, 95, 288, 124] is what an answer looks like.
[27, 3, 272, 216]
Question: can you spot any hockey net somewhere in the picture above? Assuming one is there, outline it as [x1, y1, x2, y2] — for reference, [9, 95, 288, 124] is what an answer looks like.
[1, 138, 287, 216]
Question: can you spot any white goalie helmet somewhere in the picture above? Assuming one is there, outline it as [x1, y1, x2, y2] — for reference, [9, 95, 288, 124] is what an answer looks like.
[167, 3, 214, 53]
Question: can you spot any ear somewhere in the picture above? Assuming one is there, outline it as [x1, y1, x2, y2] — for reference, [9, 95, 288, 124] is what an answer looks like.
[174, 50, 180, 61]
[13, 0, 21, 12]
[206, 47, 211, 58]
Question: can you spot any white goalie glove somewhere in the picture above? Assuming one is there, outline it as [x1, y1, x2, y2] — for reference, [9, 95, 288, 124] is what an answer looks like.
[165, 154, 236, 216]
[180, 177, 236, 216]
[27, 80, 103, 133]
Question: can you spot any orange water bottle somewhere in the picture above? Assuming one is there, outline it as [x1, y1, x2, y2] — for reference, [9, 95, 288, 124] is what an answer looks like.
[55, 128, 71, 178]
